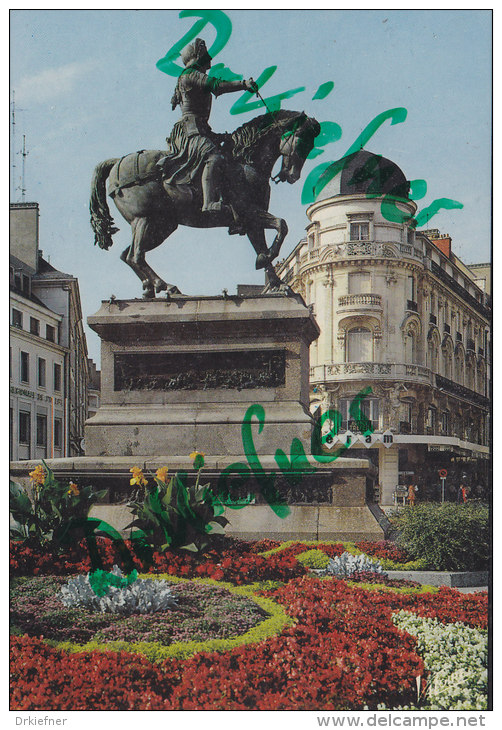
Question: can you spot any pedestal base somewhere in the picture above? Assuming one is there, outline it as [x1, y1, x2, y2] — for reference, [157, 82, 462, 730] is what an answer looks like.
[85, 294, 319, 458]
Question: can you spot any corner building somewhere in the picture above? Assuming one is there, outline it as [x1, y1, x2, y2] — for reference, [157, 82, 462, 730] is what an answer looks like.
[276, 150, 490, 507]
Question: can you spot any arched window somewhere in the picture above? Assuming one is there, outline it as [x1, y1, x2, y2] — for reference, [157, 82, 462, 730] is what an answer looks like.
[455, 354, 464, 385]
[442, 346, 453, 380]
[404, 331, 416, 364]
[428, 340, 439, 373]
[346, 327, 372, 362]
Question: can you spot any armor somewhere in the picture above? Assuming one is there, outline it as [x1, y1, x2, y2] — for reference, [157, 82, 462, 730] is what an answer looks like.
[166, 38, 256, 216]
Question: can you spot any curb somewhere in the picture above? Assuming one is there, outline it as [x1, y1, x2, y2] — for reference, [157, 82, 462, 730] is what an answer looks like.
[386, 570, 489, 588]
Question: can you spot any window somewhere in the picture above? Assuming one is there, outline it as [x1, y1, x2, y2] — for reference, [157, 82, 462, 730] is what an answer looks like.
[54, 363, 62, 391]
[36, 414, 47, 448]
[348, 272, 371, 294]
[30, 317, 40, 336]
[350, 222, 370, 241]
[406, 276, 415, 302]
[441, 411, 450, 435]
[20, 352, 29, 383]
[54, 418, 63, 449]
[12, 309, 23, 329]
[38, 358, 46, 388]
[426, 407, 436, 431]
[346, 327, 372, 362]
[22, 275, 30, 295]
[46, 325, 55, 343]
[19, 410, 31, 444]
[404, 331, 416, 364]
[339, 397, 380, 432]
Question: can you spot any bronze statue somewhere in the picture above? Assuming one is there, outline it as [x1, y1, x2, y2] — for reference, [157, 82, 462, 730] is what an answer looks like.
[168, 38, 257, 222]
[90, 38, 320, 298]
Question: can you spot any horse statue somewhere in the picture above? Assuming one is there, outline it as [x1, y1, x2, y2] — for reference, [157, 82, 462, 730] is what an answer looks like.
[90, 110, 320, 298]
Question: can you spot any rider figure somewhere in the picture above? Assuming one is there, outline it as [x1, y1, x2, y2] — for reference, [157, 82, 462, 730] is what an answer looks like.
[168, 38, 257, 217]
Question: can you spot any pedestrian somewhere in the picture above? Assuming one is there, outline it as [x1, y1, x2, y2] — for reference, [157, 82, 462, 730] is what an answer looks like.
[457, 483, 469, 503]
[407, 483, 416, 506]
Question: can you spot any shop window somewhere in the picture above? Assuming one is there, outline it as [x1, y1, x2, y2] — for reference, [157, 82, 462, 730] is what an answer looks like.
[54, 418, 63, 449]
[339, 397, 380, 432]
[36, 414, 47, 448]
[19, 411, 31, 444]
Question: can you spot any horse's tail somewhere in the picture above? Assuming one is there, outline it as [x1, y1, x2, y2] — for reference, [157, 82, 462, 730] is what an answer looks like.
[90, 158, 120, 250]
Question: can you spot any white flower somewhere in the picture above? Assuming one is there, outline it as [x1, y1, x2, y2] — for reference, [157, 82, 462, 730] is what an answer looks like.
[60, 566, 177, 615]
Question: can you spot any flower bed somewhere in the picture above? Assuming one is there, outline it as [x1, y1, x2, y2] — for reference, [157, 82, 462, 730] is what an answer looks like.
[9, 539, 306, 584]
[10, 539, 489, 711]
[392, 611, 488, 710]
[11, 576, 268, 645]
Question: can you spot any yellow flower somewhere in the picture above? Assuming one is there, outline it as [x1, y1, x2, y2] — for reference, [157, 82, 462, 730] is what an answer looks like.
[155, 466, 169, 482]
[189, 451, 206, 469]
[67, 482, 80, 496]
[29, 465, 46, 486]
[129, 466, 148, 487]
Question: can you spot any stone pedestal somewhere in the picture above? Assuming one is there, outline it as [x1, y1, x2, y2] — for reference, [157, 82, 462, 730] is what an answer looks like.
[85, 294, 319, 459]
[10, 293, 389, 541]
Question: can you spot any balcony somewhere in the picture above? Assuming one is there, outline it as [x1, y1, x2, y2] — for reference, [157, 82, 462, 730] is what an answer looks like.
[337, 293, 382, 314]
[310, 362, 433, 385]
[435, 374, 489, 409]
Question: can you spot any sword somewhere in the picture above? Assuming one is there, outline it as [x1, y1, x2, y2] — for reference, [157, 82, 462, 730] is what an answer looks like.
[249, 77, 276, 119]
[249, 78, 284, 183]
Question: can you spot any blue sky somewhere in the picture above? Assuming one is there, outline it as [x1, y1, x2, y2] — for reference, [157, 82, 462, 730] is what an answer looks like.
[10, 8, 492, 364]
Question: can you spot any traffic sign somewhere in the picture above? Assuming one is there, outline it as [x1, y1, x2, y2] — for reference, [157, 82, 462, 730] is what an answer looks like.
[438, 469, 448, 479]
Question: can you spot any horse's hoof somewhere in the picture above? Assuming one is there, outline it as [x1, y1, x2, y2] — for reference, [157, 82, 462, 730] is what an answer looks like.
[166, 284, 182, 295]
[255, 253, 270, 270]
[142, 283, 155, 299]
[154, 280, 168, 293]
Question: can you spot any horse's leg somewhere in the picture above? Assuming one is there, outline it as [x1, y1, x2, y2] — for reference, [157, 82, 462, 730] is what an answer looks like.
[123, 216, 179, 298]
[247, 210, 288, 269]
[246, 226, 287, 292]
[135, 217, 180, 297]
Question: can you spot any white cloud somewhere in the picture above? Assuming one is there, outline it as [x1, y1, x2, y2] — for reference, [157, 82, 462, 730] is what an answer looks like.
[15, 60, 97, 105]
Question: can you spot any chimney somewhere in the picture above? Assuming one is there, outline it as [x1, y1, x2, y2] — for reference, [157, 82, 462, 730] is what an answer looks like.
[429, 232, 452, 259]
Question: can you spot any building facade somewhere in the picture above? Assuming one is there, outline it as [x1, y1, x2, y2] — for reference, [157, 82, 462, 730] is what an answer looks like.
[275, 150, 491, 507]
[10, 202, 91, 459]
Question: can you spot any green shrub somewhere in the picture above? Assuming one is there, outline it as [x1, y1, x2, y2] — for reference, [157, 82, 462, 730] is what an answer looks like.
[390, 503, 490, 571]
[10, 462, 105, 547]
[296, 549, 330, 570]
[126, 466, 228, 554]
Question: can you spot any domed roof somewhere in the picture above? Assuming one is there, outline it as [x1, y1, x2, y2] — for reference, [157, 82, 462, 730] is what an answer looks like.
[314, 149, 410, 202]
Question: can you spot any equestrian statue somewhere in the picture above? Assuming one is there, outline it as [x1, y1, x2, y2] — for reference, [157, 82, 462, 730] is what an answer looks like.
[90, 38, 320, 298]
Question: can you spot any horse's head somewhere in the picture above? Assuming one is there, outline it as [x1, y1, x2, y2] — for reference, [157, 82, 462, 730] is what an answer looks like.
[274, 113, 321, 184]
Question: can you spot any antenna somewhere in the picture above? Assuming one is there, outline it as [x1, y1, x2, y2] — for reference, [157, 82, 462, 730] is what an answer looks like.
[10, 91, 27, 202]
[11, 91, 16, 200]
[20, 135, 29, 202]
